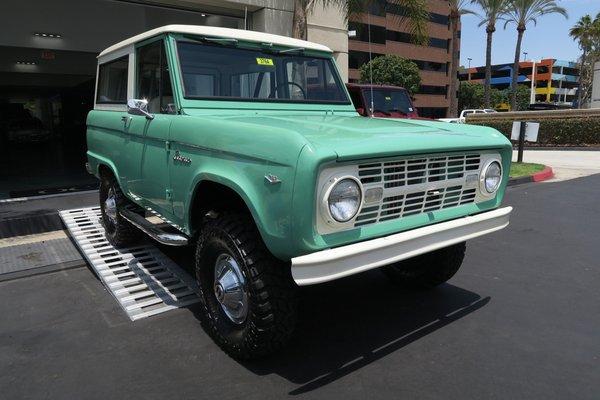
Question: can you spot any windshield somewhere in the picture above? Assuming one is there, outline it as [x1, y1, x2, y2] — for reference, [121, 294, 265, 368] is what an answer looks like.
[362, 89, 413, 115]
[177, 41, 349, 104]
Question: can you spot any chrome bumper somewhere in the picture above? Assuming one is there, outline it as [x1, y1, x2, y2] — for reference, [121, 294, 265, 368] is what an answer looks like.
[291, 206, 512, 286]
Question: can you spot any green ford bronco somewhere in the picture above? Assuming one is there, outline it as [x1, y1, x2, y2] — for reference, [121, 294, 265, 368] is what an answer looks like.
[87, 25, 512, 359]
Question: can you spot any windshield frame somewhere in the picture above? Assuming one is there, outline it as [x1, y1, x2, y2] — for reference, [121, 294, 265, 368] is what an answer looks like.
[174, 37, 351, 105]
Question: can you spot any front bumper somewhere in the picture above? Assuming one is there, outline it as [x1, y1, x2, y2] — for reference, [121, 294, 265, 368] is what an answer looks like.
[291, 206, 512, 286]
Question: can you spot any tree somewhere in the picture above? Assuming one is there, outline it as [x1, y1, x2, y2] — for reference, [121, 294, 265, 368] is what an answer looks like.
[449, 0, 475, 117]
[472, 0, 509, 108]
[358, 55, 421, 94]
[570, 14, 597, 108]
[292, 0, 429, 42]
[504, 0, 567, 110]
[458, 81, 529, 111]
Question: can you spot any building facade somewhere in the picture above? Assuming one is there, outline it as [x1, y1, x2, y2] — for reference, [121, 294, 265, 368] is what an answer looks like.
[459, 59, 580, 105]
[348, 0, 456, 119]
[0, 0, 347, 197]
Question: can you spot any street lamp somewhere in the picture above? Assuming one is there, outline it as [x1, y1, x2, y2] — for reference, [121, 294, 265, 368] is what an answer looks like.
[523, 51, 528, 61]
[467, 57, 472, 68]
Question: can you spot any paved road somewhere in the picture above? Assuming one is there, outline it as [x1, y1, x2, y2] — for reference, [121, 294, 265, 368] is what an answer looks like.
[513, 150, 600, 181]
[1, 175, 599, 399]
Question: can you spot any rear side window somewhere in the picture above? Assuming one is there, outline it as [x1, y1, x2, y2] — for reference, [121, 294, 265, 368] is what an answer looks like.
[96, 56, 128, 104]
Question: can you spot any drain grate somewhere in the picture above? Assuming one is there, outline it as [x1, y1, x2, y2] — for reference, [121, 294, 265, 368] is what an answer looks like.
[59, 207, 200, 321]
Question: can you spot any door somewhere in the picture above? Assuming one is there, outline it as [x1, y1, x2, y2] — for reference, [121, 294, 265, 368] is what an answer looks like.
[126, 39, 177, 216]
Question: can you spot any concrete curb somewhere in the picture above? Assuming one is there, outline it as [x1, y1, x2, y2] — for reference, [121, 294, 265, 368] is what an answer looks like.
[532, 166, 554, 182]
[508, 166, 554, 186]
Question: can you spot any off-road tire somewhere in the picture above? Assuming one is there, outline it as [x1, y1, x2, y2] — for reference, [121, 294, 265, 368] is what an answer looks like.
[194, 212, 297, 360]
[99, 172, 142, 247]
[381, 242, 466, 290]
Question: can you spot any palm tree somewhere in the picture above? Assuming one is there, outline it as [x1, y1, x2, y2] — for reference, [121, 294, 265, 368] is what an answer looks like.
[570, 15, 595, 108]
[473, 0, 509, 108]
[449, 0, 475, 117]
[504, 0, 567, 110]
[292, 0, 429, 42]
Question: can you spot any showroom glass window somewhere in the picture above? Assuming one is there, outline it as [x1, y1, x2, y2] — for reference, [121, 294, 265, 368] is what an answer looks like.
[96, 56, 128, 104]
[136, 40, 176, 114]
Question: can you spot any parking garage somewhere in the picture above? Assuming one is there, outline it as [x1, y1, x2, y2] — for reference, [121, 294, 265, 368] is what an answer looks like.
[0, 0, 250, 198]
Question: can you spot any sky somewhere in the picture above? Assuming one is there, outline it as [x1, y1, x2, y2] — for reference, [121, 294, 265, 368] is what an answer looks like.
[459, 0, 600, 67]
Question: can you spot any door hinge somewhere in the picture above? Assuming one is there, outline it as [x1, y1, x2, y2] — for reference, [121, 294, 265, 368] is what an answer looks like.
[166, 189, 173, 200]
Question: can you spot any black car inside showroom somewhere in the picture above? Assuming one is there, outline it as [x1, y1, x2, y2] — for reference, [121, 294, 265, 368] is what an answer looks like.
[0, 0, 244, 198]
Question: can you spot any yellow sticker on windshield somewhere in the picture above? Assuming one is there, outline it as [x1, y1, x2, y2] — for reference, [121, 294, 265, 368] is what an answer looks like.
[256, 58, 274, 66]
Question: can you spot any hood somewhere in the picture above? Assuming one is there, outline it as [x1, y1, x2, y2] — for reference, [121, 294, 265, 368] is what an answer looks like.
[183, 111, 511, 161]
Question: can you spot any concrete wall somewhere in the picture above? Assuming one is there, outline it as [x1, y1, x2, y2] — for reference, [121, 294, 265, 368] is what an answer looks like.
[307, 4, 348, 81]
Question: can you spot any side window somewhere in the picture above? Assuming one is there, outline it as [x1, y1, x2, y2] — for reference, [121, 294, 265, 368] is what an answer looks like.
[137, 40, 176, 114]
[96, 56, 128, 104]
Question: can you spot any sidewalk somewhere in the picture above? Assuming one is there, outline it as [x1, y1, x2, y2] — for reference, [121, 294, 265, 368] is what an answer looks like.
[512, 150, 600, 182]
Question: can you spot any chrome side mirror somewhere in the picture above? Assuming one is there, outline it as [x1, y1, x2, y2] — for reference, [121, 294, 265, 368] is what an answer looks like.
[127, 99, 154, 120]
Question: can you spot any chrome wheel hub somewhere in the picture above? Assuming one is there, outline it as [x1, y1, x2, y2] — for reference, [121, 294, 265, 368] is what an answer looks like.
[213, 253, 248, 324]
[104, 188, 117, 226]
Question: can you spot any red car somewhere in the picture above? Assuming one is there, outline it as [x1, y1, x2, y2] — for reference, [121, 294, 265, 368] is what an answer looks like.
[346, 83, 421, 119]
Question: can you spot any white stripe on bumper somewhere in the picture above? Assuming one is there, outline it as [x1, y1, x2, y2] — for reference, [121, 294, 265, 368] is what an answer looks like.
[291, 206, 512, 286]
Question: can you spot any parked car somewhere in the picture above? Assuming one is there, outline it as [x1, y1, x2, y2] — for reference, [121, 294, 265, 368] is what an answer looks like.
[88, 25, 513, 360]
[346, 83, 421, 118]
[527, 102, 573, 111]
[4, 111, 51, 144]
[439, 108, 498, 123]
[0, 104, 51, 144]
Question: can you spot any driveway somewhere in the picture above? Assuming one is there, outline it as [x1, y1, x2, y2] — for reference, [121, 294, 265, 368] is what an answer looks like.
[1, 176, 599, 399]
[513, 149, 600, 181]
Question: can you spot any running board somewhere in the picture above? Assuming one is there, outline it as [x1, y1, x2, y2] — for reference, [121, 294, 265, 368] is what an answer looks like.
[119, 208, 189, 246]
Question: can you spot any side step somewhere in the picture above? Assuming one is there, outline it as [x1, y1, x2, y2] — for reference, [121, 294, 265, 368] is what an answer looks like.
[119, 208, 189, 246]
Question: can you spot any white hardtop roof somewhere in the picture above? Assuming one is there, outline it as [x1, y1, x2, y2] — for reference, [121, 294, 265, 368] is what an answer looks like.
[98, 24, 332, 58]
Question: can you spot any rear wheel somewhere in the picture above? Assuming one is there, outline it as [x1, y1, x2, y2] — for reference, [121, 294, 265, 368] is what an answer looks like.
[99, 172, 141, 247]
[381, 242, 466, 290]
[194, 212, 297, 360]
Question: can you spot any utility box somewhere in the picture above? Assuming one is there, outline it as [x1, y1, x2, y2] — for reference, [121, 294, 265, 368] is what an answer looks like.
[592, 61, 600, 109]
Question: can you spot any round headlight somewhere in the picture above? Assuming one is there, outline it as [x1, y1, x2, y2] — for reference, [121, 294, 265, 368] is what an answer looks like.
[328, 178, 362, 222]
[484, 161, 502, 193]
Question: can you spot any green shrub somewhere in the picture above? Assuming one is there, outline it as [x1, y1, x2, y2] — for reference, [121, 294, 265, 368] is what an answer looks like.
[468, 115, 600, 145]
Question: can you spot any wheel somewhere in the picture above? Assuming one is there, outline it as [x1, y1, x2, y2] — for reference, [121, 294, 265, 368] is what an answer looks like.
[99, 172, 142, 247]
[381, 242, 466, 290]
[194, 212, 297, 360]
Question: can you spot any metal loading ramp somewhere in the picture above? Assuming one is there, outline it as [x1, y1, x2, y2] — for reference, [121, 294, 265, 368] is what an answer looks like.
[59, 207, 200, 320]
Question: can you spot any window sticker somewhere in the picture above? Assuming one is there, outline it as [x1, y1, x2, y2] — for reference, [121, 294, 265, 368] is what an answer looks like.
[385, 96, 391, 100]
[256, 58, 274, 66]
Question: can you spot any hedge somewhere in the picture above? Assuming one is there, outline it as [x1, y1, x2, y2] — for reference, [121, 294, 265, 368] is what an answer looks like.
[465, 109, 600, 146]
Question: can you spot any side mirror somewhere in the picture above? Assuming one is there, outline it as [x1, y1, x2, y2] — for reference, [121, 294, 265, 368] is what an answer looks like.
[127, 99, 154, 120]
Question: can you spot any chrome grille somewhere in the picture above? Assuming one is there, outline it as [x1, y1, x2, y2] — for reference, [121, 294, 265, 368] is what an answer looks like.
[355, 153, 482, 227]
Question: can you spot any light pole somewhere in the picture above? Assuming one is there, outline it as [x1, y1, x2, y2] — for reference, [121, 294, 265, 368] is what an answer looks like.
[467, 57, 472, 68]
[523, 51, 528, 61]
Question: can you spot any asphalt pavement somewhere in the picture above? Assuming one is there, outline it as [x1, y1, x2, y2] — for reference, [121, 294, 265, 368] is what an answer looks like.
[1, 175, 599, 399]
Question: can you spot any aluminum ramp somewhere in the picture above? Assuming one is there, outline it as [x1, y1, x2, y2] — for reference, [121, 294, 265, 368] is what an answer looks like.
[59, 207, 200, 320]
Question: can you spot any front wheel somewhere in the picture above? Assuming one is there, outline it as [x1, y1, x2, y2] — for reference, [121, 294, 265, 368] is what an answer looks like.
[381, 242, 466, 290]
[194, 212, 297, 360]
[99, 172, 142, 247]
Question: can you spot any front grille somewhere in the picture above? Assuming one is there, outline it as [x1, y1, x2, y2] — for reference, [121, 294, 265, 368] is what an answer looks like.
[355, 153, 481, 227]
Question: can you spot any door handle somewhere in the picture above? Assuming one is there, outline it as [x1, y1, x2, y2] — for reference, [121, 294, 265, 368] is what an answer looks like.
[121, 116, 130, 123]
